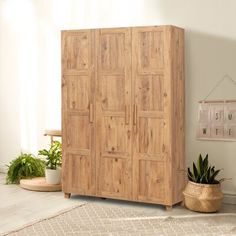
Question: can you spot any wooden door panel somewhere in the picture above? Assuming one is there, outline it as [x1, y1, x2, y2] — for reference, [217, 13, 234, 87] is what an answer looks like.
[138, 117, 164, 156]
[103, 116, 127, 154]
[62, 30, 96, 195]
[132, 26, 169, 202]
[66, 115, 91, 150]
[138, 160, 165, 201]
[137, 30, 164, 71]
[96, 28, 132, 199]
[99, 157, 131, 197]
[66, 75, 90, 111]
[101, 75, 125, 111]
[100, 33, 125, 72]
[62, 31, 90, 72]
[68, 154, 94, 194]
[137, 75, 164, 112]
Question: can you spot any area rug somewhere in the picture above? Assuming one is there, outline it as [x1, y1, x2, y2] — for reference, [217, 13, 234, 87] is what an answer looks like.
[2, 203, 236, 236]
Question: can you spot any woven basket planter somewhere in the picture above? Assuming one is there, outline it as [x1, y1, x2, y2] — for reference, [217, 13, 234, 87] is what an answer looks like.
[183, 181, 223, 213]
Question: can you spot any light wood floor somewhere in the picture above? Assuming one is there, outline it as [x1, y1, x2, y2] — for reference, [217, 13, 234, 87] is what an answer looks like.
[0, 174, 235, 235]
[0, 174, 86, 234]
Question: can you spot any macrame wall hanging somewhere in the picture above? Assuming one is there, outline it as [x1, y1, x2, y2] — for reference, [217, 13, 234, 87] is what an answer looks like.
[197, 74, 236, 141]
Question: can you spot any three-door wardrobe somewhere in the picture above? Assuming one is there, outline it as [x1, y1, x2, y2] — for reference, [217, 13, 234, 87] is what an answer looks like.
[61, 25, 185, 209]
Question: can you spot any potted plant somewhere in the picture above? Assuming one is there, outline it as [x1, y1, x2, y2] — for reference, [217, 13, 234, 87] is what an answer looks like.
[183, 154, 226, 213]
[6, 153, 45, 184]
[38, 141, 62, 185]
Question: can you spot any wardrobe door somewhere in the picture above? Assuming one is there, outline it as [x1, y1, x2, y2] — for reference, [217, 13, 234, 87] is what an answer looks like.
[62, 30, 96, 195]
[132, 26, 170, 203]
[96, 28, 132, 199]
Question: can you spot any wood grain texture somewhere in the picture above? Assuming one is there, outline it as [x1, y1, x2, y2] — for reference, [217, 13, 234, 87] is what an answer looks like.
[20, 177, 62, 192]
[62, 26, 185, 207]
[95, 28, 132, 199]
[64, 193, 71, 199]
[62, 30, 96, 196]
[170, 27, 186, 205]
[132, 26, 170, 204]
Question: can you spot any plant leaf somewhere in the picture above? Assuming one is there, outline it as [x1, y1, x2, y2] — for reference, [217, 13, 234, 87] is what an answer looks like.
[197, 154, 203, 176]
[193, 162, 199, 182]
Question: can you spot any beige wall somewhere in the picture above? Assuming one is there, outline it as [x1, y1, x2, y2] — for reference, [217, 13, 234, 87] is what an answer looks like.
[0, 0, 235, 196]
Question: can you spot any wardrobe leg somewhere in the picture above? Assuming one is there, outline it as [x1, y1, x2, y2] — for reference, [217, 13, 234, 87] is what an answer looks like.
[64, 193, 71, 199]
[181, 200, 185, 207]
[165, 205, 172, 211]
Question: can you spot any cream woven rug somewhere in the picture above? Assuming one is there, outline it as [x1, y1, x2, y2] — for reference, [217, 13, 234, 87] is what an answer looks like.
[2, 203, 236, 236]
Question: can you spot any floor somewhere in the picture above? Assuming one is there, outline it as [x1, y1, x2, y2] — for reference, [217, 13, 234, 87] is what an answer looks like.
[0, 173, 236, 235]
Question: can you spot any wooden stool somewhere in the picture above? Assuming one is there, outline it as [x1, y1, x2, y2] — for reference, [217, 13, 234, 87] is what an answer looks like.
[44, 130, 61, 144]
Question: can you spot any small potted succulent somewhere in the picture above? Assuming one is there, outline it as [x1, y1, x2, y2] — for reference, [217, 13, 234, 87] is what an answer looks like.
[183, 154, 226, 213]
[38, 141, 62, 185]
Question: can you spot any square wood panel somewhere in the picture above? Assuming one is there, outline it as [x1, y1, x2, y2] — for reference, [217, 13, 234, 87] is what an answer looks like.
[138, 160, 165, 200]
[136, 75, 164, 112]
[102, 117, 127, 154]
[100, 33, 125, 71]
[138, 118, 164, 156]
[66, 115, 91, 150]
[63, 33, 90, 71]
[66, 75, 90, 111]
[137, 31, 164, 70]
[99, 157, 130, 197]
[70, 155, 91, 190]
[101, 75, 125, 111]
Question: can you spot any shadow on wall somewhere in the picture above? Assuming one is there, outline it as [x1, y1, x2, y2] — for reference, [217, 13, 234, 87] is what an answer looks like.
[185, 30, 236, 193]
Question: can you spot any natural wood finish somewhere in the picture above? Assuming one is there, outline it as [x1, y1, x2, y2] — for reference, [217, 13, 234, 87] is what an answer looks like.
[95, 28, 132, 199]
[170, 27, 186, 205]
[44, 130, 61, 144]
[62, 25, 185, 208]
[165, 205, 173, 211]
[62, 30, 96, 196]
[44, 130, 61, 137]
[20, 177, 62, 192]
[64, 193, 71, 199]
[132, 26, 170, 205]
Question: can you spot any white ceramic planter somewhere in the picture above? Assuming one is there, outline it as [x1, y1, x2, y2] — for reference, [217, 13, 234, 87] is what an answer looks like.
[45, 167, 61, 185]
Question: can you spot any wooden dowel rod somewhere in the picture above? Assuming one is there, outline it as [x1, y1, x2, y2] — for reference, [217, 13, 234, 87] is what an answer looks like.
[198, 99, 236, 103]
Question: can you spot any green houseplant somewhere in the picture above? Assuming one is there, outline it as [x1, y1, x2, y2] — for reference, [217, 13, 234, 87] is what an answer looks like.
[6, 153, 45, 184]
[183, 154, 225, 212]
[38, 141, 62, 184]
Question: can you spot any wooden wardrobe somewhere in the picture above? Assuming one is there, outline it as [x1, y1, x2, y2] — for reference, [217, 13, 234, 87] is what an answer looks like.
[61, 25, 185, 209]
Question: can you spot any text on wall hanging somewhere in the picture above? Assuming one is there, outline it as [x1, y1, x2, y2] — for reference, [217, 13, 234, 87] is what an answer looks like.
[197, 74, 236, 141]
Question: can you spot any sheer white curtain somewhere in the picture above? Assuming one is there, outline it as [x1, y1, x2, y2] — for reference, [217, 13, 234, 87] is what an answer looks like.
[0, 0, 65, 159]
[0, 0, 151, 165]
[0, 0, 102, 162]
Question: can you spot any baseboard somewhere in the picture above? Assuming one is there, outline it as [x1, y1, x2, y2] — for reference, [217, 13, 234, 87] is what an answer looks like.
[223, 191, 236, 205]
[0, 163, 7, 174]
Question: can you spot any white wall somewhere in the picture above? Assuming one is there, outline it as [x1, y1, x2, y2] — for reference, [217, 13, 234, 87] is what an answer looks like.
[0, 0, 236, 196]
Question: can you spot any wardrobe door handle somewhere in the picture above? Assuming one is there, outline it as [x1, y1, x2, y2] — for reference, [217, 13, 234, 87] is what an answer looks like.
[134, 105, 137, 125]
[125, 105, 129, 125]
[89, 103, 93, 123]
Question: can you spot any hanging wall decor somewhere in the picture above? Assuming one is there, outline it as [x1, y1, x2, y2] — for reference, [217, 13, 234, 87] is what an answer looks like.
[197, 75, 236, 141]
[197, 100, 236, 141]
